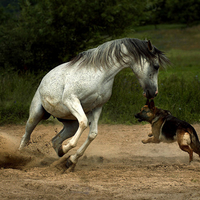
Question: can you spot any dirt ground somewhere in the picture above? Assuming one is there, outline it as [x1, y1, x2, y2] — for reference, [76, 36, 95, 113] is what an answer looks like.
[0, 123, 200, 200]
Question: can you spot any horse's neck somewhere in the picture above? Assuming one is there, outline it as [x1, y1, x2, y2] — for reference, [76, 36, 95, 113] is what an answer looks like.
[103, 62, 129, 83]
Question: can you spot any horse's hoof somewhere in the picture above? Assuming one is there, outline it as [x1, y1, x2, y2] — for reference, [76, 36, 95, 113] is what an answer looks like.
[58, 145, 65, 157]
[66, 156, 76, 172]
[66, 156, 73, 168]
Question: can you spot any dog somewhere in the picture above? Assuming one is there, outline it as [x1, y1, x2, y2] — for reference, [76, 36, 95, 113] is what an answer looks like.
[135, 99, 200, 163]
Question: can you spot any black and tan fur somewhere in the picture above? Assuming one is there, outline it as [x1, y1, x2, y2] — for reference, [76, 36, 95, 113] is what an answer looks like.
[135, 99, 200, 163]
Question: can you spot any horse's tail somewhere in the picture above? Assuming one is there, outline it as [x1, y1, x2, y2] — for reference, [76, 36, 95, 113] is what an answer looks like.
[188, 127, 200, 156]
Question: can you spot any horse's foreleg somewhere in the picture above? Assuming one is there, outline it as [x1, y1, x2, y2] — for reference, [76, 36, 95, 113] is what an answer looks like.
[60, 97, 88, 156]
[67, 106, 102, 168]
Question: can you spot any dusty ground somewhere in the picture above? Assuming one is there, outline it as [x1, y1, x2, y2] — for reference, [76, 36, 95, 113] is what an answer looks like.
[0, 123, 200, 200]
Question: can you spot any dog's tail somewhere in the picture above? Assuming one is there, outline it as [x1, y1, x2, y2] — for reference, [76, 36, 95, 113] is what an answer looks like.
[187, 127, 200, 156]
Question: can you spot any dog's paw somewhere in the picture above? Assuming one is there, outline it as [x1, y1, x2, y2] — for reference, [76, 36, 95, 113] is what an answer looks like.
[141, 139, 148, 144]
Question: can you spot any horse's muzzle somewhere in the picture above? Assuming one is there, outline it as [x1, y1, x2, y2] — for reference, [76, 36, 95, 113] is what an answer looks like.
[143, 90, 158, 99]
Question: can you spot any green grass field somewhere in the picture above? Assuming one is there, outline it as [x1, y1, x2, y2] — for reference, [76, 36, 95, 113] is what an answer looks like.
[1, 24, 200, 124]
[101, 24, 200, 124]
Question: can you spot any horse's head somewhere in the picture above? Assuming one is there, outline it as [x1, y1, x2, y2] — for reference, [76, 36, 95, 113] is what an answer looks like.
[139, 57, 159, 99]
[130, 40, 170, 99]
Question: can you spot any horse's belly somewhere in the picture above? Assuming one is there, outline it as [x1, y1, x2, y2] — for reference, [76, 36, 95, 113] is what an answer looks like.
[41, 92, 110, 119]
[40, 94, 74, 119]
[81, 92, 110, 110]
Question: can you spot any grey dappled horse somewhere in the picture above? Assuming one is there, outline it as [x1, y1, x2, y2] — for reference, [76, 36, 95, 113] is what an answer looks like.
[19, 38, 170, 169]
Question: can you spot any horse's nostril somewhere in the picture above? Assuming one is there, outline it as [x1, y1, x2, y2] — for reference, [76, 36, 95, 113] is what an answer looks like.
[155, 90, 158, 96]
[145, 90, 158, 99]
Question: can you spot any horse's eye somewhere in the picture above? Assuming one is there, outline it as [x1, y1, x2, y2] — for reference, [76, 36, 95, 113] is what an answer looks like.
[154, 64, 159, 70]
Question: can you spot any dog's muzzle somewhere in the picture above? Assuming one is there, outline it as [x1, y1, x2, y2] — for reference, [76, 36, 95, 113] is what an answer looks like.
[134, 114, 143, 122]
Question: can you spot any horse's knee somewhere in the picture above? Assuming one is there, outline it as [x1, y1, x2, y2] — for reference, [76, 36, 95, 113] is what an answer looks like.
[79, 119, 88, 130]
[69, 140, 77, 148]
[88, 132, 97, 141]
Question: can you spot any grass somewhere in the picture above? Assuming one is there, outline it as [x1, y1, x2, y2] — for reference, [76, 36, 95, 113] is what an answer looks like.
[101, 71, 200, 124]
[0, 70, 44, 124]
[1, 24, 200, 125]
[125, 24, 200, 79]
[101, 24, 200, 124]
[101, 70, 144, 124]
[103, 72, 200, 124]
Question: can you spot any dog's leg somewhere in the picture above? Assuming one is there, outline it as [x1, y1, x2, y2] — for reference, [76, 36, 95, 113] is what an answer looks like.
[142, 136, 160, 144]
[179, 145, 193, 163]
[177, 131, 193, 163]
[148, 132, 153, 137]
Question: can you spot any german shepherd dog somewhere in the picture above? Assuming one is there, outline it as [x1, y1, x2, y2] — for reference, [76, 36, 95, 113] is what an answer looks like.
[135, 99, 200, 163]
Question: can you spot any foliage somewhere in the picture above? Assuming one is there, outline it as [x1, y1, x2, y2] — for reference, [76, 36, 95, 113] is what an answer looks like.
[156, 75, 200, 123]
[0, 0, 16, 7]
[166, 0, 200, 25]
[101, 72, 200, 124]
[1, 0, 200, 73]
[1, 0, 200, 125]
[101, 70, 144, 124]
[1, 68, 200, 125]
[0, 0, 144, 72]
[139, 0, 200, 26]
[0, 70, 44, 124]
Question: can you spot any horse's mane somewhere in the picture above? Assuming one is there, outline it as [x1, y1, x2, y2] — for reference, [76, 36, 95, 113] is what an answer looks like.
[69, 38, 170, 69]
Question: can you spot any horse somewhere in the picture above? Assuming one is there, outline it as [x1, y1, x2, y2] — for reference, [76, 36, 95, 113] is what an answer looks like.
[19, 38, 170, 169]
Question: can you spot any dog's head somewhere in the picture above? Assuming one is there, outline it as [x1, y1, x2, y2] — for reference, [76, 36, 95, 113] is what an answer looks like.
[135, 99, 157, 123]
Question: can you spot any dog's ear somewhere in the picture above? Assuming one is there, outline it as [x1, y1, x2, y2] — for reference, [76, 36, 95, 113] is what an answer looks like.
[149, 100, 155, 109]
[145, 99, 149, 106]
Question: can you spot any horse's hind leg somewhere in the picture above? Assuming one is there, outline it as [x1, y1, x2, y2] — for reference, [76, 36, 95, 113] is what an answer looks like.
[19, 91, 50, 150]
[52, 120, 79, 157]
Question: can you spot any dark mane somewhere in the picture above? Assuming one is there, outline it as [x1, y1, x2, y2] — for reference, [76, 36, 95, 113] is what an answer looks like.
[69, 38, 170, 69]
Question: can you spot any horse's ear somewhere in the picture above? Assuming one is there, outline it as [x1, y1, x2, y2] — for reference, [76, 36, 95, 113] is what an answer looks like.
[147, 40, 154, 52]
[145, 99, 149, 106]
[149, 100, 155, 109]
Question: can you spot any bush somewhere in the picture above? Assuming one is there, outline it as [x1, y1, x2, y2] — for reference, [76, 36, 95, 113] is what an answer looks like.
[0, 71, 44, 124]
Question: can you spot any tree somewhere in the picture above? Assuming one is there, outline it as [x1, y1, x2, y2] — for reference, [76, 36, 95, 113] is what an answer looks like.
[139, 0, 200, 27]
[166, 0, 200, 25]
[0, 0, 146, 72]
[142, 0, 169, 27]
